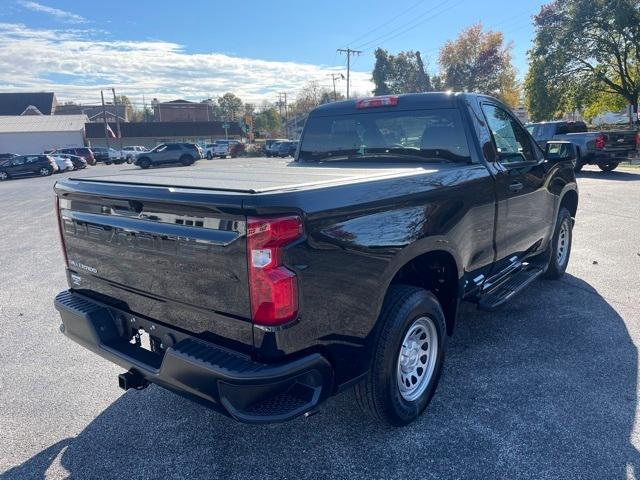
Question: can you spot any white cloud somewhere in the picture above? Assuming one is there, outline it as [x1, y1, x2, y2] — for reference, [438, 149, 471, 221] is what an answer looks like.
[0, 23, 373, 106]
[18, 1, 87, 24]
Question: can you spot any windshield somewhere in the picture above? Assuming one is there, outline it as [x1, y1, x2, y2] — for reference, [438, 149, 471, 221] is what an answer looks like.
[298, 108, 471, 163]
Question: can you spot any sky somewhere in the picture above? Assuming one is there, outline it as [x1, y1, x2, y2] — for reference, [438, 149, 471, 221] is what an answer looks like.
[0, 0, 548, 107]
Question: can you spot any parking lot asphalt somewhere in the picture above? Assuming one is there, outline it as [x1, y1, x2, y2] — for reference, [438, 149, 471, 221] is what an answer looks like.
[1, 161, 639, 479]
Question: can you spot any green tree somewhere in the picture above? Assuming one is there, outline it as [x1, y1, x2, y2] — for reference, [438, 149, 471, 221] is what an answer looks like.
[371, 48, 432, 95]
[438, 23, 519, 106]
[218, 92, 244, 121]
[529, 0, 640, 124]
[254, 107, 281, 134]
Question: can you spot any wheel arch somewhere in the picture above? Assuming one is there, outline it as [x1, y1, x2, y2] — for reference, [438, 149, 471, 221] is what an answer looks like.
[559, 187, 579, 219]
[384, 248, 461, 336]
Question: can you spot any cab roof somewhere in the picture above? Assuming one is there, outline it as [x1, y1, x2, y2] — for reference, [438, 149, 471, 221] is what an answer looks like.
[309, 92, 477, 116]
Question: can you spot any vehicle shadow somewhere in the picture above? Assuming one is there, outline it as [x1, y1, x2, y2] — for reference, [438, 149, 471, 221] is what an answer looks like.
[3, 275, 638, 479]
[577, 169, 640, 181]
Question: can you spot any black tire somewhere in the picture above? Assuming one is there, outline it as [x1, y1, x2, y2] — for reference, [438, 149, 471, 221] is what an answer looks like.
[206, 152, 213, 160]
[542, 207, 572, 279]
[598, 162, 619, 172]
[219, 155, 226, 159]
[38, 166, 52, 177]
[138, 157, 151, 169]
[180, 154, 194, 166]
[0, 170, 9, 181]
[126, 156, 134, 164]
[355, 285, 447, 427]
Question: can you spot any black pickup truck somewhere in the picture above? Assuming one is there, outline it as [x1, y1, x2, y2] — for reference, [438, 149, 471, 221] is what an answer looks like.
[53, 93, 578, 426]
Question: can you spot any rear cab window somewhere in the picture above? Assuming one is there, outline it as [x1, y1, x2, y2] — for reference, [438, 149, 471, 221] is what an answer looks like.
[526, 123, 557, 141]
[298, 108, 471, 163]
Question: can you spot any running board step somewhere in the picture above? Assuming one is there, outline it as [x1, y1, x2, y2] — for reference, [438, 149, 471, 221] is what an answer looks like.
[478, 266, 544, 311]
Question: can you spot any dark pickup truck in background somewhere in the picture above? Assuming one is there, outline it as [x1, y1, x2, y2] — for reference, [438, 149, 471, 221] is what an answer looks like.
[526, 120, 638, 172]
[53, 92, 578, 426]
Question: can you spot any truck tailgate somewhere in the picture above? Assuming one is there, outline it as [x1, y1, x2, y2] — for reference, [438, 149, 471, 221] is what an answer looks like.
[55, 179, 253, 347]
[604, 130, 637, 155]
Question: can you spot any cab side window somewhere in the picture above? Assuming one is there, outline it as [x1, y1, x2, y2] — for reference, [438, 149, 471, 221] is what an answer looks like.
[482, 104, 535, 165]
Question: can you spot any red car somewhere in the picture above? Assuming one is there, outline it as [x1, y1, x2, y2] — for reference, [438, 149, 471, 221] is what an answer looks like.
[52, 147, 96, 165]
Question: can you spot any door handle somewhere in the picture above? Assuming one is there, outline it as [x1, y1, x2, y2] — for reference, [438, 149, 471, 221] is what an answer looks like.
[509, 181, 524, 192]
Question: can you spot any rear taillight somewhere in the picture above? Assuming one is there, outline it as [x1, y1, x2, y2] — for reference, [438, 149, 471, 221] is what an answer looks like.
[247, 215, 303, 326]
[355, 95, 399, 109]
[55, 196, 69, 267]
[595, 134, 605, 149]
[635, 131, 640, 149]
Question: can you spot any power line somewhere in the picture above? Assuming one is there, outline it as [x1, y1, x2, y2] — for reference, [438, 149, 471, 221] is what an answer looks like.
[337, 48, 362, 99]
[362, 0, 467, 53]
[346, 0, 426, 47]
[352, 0, 457, 51]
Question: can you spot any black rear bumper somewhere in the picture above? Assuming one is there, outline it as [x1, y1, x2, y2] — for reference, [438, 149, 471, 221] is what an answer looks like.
[54, 290, 333, 423]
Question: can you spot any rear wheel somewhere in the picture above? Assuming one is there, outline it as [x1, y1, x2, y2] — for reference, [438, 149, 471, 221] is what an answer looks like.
[543, 207, 572, 279]
[206, 152, 213, 160]
[180, 154, 194, 166]
[355, 285, 446, 426]
[598, 162, 619, 172]
[38, 166, 52, 176]
[138, 158, 151, 169]
[0, 171, 9, 181]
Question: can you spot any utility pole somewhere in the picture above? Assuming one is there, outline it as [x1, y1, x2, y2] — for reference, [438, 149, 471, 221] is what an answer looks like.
[111, 88, 123, 151]
[100, 90, 110, 150]
[337, 48, 361, 99]
[278, 92, 288, 138]
[327, 73, 344, 101]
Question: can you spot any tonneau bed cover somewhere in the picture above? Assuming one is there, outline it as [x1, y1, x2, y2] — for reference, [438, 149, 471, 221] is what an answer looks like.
[71, 158, 432, 193]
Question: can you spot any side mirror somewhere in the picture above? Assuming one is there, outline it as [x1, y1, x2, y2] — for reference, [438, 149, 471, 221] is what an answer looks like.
[545, 141, 577, 164]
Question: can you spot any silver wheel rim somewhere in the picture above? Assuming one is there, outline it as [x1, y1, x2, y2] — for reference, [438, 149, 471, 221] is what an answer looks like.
[397, 316, 438, 401]
[39, 167, 49, 176]
[556, 219, 569, 266]
[0, 172, 7, 180]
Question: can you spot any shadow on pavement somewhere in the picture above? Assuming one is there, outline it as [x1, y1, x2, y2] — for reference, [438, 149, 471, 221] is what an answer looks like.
[577, 169, 640, 181]
[3, 275, 638, 479]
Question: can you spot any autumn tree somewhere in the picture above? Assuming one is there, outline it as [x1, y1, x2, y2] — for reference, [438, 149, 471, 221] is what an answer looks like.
[438, 23, 519, 106]
[292, 81, 339, 116]
[526, 0, 640, 124]
[372, 49, 432, 95]
[254, 107, 281, 135]
[218, 92, 244, 121]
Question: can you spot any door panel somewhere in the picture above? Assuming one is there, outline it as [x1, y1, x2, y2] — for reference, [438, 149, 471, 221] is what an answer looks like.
[481, 103, 554, 265]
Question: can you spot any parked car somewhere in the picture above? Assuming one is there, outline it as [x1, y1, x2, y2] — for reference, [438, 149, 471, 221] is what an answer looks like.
[0, 153, 18, 161]
[53, 92, 578, 426]
[134, 143, 201, 169]
[55, 153, 87, 170]
[0, 154, 58, 180]
[277, 141, 298, 157]
[52, 156, 74, 172]
[525, 120, 637, 172]
[121, 146, 147, 162]
[265, 138, 288, 157]
[207, 140, 244, 159]
[52, 147, 96, 166]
